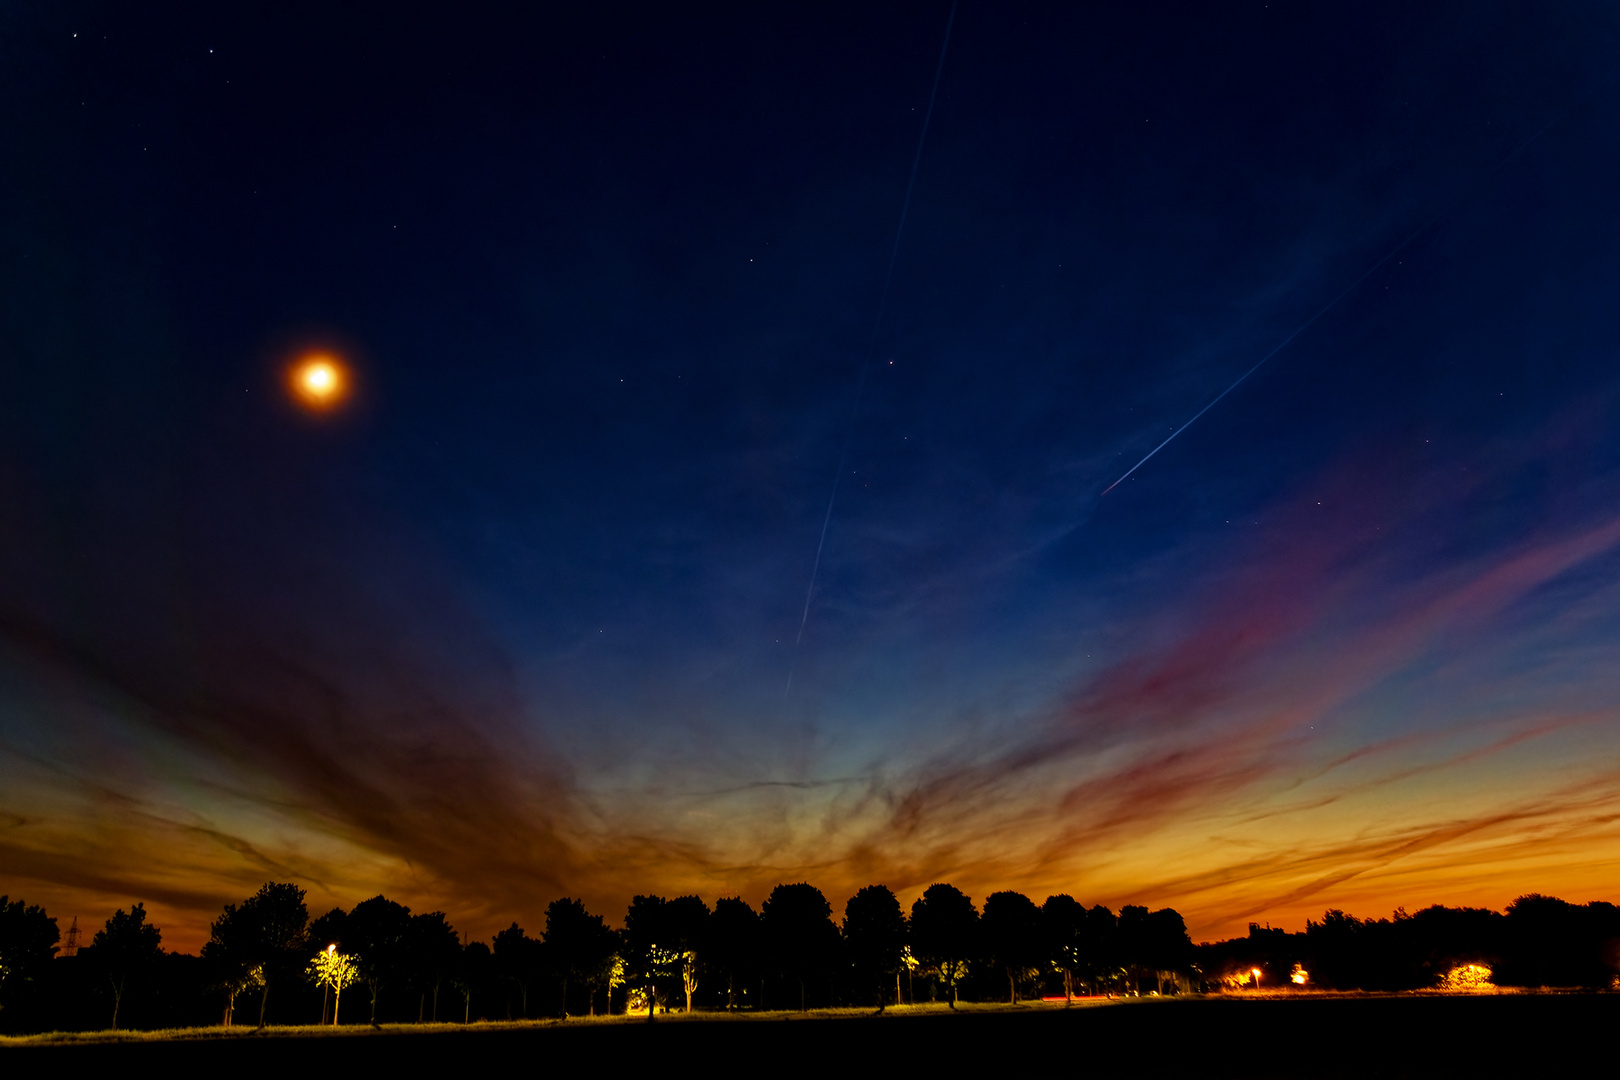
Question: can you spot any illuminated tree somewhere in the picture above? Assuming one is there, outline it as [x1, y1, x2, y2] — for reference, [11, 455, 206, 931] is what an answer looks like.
[982, 891, 1043, 1004]
[307, 947, 361, 1024]
[596, 952, 626, 1016]
[664, 895, 711, 1013]
[205, 882, 308, 1028]
[709, 897, 760, 1010]
[843, 885, 906, 1011]
[761, 883, 838, 1012]
[909, 883, 977, 1008]
[623, 895, 675, 1018]
[89, 903, 162, 1029]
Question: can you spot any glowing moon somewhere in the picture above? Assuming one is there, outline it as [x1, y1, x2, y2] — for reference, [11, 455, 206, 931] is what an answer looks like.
[289, 355, 349, 409]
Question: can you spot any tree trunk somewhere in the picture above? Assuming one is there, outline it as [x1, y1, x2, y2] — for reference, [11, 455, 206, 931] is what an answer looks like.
[334, 983, 343, 1026]
[432, 981, 440, 1022]
[258, 981, 270, 1029]
[1008, 968, 1016, 1004]
[727, 972, 736, 1010]
[109, 975, 124, 1030]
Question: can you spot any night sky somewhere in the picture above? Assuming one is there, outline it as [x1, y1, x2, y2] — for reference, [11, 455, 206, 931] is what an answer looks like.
[5, 2, 1620, 951]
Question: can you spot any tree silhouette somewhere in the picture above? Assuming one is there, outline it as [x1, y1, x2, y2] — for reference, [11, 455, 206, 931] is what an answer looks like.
[452, 940, 493, 1022]
[1142, 908, 1194, 992]
[205, 882, 308, 1028]
[409, 912, 463, 1021]
[982, 891, 1043, 1003]
[762, 883, 839, 1012]
[492, 921, 541, 1018]
[1304, 908, 1365, 990]
[347, 896, 413, 1025]
[1042, 894, 1086, 1002]
[910, 883, 977, 1008]
[709, 896, 760, 1010]
[0, 897, 59, 1025]
[843, 885, 906, 1011]
[544, 898, 620, 1016]
[1502, 894, 1619, 988]
[89, 903, 162, 1029]
[1077, 905, 1119, 994]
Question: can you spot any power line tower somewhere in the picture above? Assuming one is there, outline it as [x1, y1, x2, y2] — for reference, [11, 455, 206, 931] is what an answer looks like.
[61, 916, 81, 958]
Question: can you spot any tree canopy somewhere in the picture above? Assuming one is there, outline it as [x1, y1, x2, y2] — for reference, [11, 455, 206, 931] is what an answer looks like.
[843, 885, 907, 1011]
[910, 883, 978, 1008]
[89, 903, 162, 1029]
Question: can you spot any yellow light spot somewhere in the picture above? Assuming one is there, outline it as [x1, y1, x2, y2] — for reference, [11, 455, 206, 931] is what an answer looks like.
[1438, 963, 1493, 992]
[289, 355, 349, 409]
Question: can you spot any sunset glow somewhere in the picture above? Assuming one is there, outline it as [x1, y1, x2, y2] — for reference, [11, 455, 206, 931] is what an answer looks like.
[4, 3, 1619, 965]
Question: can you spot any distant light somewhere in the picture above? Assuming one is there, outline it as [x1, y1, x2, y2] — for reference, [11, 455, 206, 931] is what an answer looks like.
[1290, 965, 1309, 985]
[289, 354, 349, 410]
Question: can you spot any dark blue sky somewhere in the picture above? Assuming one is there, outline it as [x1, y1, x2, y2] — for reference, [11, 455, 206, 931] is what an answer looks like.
[4, 1, 1620, 945]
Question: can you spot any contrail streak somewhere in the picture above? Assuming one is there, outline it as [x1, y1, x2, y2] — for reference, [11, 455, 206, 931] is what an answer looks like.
[787, 0, 959, 696]
[1101, 102, 1575, 497]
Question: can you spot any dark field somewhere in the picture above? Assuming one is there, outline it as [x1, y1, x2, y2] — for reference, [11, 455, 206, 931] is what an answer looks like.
[5, 995, 1615, 1077]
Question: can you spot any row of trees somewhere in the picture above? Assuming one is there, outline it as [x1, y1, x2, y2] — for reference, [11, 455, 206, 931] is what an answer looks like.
[1202, 895, 1620, 991]
[0, 882, 1193, 1032]
[10, 886, 1617, 1032]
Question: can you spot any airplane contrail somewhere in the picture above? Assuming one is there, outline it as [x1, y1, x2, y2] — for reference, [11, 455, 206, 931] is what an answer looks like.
[787, 0, 959, 697]
[1101, 102, 1575, 498]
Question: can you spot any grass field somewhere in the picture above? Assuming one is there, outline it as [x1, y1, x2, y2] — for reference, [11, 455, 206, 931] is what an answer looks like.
[5, 994, 1615, 1076]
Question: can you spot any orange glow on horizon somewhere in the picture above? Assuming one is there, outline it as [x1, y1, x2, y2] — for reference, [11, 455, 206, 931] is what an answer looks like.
[288, 354, 350, 410]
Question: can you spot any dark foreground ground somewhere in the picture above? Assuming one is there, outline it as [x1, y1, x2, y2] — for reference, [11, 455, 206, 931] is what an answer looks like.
[6, 994, 1615, 1077]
